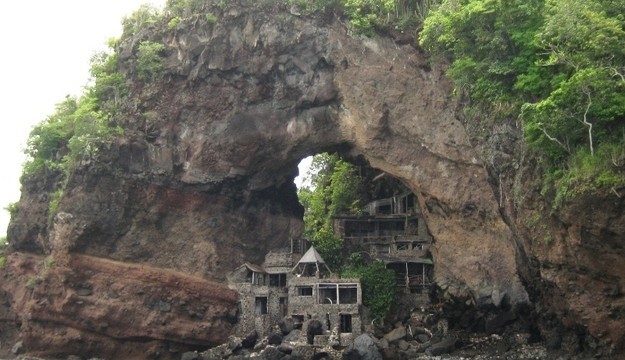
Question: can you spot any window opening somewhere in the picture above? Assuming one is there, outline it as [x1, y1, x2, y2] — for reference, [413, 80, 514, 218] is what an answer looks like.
[318, 284, 338, 304]
[340, 314, 353, 333]
[255, 297, 268, 315]
[338, 284, 358, 304]
[396, 242, 410, 251]
[269, 273, 287, 287]
[297, 286, 313, 296]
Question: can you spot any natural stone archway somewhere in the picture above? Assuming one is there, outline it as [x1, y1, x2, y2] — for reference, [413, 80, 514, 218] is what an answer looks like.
[10, 1, 528, 306]
[123, 2, 527, 305]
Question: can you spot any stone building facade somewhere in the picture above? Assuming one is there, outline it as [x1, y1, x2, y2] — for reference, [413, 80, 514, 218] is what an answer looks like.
[228, 245, 363, 343]
[228, 191, 434, 341]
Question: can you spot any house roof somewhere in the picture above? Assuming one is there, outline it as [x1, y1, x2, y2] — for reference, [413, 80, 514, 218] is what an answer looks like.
[297, 246, 326, 264]
[240, 262, 266, 273]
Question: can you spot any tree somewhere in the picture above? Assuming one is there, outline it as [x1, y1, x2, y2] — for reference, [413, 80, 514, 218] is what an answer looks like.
[420, 0, 625, 198]
[297, 153, 362, 269]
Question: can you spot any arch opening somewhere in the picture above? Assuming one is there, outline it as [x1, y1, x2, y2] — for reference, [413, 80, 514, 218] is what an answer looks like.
[291, 151, 435, 296]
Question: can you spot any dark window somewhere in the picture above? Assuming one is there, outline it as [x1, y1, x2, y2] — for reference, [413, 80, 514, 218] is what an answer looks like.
[279, 297, 288, 316]
[340, 314, 353, 333]
[338, 284, 358, 304]
[297, 286, 313, 296]
[269, 273, 287, 287]
[255, 297, 268, 315]
[250, 272, 265, 285]
[319, 284, 338, 304]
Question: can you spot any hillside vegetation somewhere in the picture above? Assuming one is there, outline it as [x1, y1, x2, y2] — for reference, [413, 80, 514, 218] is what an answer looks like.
[419, 0, 625, 203]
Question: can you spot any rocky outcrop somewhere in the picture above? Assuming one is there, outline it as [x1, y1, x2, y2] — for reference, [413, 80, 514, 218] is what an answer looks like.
[63, 0, 524, 302]
[4, 0, 624, 357]
[0, 252, 237, 359]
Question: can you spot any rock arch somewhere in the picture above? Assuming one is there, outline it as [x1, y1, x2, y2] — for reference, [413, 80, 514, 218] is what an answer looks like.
[15, 2, 528, 308]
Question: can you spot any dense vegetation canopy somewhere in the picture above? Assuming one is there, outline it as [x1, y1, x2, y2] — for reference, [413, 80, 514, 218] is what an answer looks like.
[420, 0, 625, 202]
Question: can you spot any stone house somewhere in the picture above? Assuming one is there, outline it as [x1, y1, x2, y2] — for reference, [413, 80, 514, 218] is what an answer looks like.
[228, 191, 433, 342]
[228, 245, 363, 344]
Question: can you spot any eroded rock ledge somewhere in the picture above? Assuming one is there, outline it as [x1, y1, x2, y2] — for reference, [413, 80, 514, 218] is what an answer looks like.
[1, 253, 237, 359]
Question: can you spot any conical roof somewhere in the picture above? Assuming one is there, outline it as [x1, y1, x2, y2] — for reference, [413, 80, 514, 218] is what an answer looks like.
[297, 246, 326, 264]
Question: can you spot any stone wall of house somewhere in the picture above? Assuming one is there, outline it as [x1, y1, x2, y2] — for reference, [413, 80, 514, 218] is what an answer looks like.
[232, 283, 289, 337]
[288, 277, 362, 337]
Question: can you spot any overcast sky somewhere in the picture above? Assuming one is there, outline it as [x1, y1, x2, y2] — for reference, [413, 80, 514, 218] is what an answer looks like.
[0, 1, 167, 238]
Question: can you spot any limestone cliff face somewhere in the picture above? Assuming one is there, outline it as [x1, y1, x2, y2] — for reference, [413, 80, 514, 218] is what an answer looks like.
[4, 0, 624, 357]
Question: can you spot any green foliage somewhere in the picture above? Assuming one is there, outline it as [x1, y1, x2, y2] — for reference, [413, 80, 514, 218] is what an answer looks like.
[22, 49, 126, 224]
[550, 142, 625, 207]
[44, 257, 55, 269]
[89, 51, 127, 113]
[22, 90, 124, 182]
[5, 202, 18, 218]
[205, 12, 218, 24]
[0, 236, 6, 269]
[420, 0, 625, 201]
[26, 276, 39, 289]
[166, 0, 206, 18]
[137, 41, 166, 81]
[23, 96, 78, 179]
[48, 188, 63, 218]
[286, 0, 339, 14]
[298, 153, 362, 270]
[122, 4, 161, 37]
[168, 16, 182, 29]
[286, 0, 437, 34]
[343, 258, 396, 320]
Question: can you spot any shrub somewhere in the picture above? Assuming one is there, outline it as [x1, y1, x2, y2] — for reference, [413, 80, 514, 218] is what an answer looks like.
[168, 16, 182, 29]
[343, 258, 396, 320]
[122, 4, 161, 37]
[48, 188, 64, 218]
[5, 202, 18, 218]
[137, 41, 166, 81]
[44, 257, 55, 269]
[166, 0, 206, 18]
[206, 12, 218, 24]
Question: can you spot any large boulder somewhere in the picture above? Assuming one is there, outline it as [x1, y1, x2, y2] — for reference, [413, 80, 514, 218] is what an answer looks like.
[342, 334, 382, 360]
[426, 337, 457, 356]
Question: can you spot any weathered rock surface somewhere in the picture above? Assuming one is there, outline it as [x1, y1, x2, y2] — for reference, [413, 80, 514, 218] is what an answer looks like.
[342, 334, 382, 360]
[11, 0, 527, 300]
[0, 252, 237, 359]
[3, 0, 624, 358]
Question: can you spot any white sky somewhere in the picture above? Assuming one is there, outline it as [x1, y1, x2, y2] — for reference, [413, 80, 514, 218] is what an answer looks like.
[0, 1, 166, 238]
[294, 156, 313, 189]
